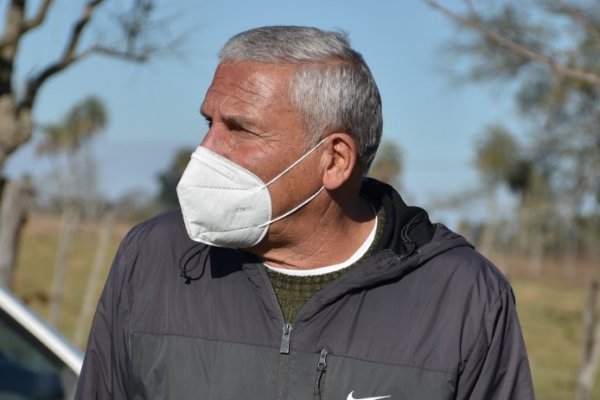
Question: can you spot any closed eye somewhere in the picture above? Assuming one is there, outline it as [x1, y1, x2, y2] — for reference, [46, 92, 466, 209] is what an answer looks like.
[222, 116, 261, 136]
[224, 119, 245, 132]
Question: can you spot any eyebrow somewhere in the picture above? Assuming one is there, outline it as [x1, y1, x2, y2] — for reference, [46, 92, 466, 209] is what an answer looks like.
[200, 107, 261, 132]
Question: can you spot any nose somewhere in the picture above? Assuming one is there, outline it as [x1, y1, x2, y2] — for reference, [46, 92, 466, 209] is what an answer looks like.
[200, 123, 233, 157]
[199, 127, 216, 148]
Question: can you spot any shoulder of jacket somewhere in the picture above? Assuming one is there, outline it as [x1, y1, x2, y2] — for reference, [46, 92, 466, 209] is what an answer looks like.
[424, 244, 514, 307]
[113, 209, 193, 266]
[124, 208, 187, 244]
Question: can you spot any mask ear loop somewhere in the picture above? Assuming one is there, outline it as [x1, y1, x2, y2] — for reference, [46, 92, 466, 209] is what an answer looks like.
[257, 137, 329, 228]
[262, 137, 329, 188]
[258, 186, 325, 228]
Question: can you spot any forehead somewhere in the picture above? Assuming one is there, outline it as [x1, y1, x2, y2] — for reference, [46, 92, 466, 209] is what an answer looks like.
[202, 62, 296, 112]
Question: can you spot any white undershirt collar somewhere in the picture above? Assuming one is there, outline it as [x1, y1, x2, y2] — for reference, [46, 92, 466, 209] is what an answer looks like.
[264, 214, 378, 277]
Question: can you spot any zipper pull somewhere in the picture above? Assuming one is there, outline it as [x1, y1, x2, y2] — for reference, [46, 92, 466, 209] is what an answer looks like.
[314, 349, 328, 400]
[280, 323, 292, 354]
[318, 348, 328, 371]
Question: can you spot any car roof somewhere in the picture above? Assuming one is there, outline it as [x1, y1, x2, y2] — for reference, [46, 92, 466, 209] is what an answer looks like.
[0, 285, 83, 374]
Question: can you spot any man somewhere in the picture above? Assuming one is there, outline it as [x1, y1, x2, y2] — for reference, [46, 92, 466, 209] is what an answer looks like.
[76, 26, 535, 399]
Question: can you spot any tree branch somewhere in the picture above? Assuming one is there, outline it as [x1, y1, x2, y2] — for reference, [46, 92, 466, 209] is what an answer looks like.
[425, 0, 600, 86]
[63, 0, 105, 62]
[463, 0, 476, 16]
[0, 0, 54, 51]
[22, 0, 54, 32]
[0, 1, 25, 54]
[90, 45, 149, 62]
[19, 0, 106, 110]
[557, 4, 600, 46]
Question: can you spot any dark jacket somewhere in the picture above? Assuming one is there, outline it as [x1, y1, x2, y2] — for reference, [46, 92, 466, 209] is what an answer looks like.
[76, 179, 535, 399]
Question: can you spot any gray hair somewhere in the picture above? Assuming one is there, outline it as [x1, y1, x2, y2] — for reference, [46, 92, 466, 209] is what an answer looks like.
[219, 26, 383, 171]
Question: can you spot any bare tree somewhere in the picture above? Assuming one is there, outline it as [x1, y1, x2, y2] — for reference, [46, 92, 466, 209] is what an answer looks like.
[0, 0, 179, 287]
[0, 0, 172, 171]
[425, 1, 600, 86]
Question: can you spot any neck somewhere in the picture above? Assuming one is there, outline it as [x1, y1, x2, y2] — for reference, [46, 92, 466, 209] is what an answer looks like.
[246, 194, 376, 270]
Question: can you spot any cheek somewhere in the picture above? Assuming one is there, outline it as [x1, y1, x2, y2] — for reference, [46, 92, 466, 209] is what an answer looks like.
[267, 155, 322, 216]
[236, 147, 278, 181]
[242, 143, 302, 183]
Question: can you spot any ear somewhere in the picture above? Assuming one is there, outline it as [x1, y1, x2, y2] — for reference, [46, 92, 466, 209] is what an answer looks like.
[320, 133, 358, 190]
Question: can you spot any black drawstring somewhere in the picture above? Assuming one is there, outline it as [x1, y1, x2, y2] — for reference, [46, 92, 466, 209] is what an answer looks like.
[400, 212, 426, 257]
[179, 245, 210, 284]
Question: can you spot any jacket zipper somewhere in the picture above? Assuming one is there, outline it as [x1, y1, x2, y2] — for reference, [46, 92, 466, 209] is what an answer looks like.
[277, 322, 292, 399]
[254, 266, 331, 400]
[252, 265, 293, 399]
[313, 348, 328, 400]
[280, 323, 292, 354]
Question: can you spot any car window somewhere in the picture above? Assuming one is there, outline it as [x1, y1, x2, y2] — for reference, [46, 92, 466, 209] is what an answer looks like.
[0, 309, 78, 400]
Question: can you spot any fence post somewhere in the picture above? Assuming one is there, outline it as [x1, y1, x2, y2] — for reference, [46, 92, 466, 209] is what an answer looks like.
[577, 278, 600, 400]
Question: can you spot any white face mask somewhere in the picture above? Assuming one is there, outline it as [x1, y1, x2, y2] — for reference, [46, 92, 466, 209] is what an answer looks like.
[176, 138, 327, 248]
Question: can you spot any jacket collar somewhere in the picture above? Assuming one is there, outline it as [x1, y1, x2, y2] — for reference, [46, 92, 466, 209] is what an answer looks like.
[236, 179, 473, 321]
[360, 177, 435, 257]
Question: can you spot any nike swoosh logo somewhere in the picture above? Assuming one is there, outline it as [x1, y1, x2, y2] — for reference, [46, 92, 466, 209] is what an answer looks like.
[346, 391, 391, 400]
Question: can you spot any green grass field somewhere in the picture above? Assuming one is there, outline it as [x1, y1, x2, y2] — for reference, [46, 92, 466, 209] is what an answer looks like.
[514, 279, 592, 399]
[10, 213, 600, 399]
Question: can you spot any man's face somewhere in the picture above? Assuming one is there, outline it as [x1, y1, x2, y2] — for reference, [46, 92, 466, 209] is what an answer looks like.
[199, 61, 324, 224]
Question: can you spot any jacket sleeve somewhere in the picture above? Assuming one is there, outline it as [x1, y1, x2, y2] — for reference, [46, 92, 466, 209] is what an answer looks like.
[74, 228, 141, 399]
[456, 284, 535, 400]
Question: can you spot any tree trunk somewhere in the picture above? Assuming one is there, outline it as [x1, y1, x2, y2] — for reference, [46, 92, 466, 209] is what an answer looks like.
[48, 206, 80, 325]
[0, 99, 35, 275]
[479, 191, 502, 272]
[0, 177, 34, 288]
[0, 96, 19, 170]
[0, 94, 34, 171]
[563, 229, 578, 280]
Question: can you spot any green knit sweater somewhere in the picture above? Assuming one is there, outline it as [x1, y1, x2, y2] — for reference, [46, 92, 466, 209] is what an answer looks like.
[265, 206, 385, 322]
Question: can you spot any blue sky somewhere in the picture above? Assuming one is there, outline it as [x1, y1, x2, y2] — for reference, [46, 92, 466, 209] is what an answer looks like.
[5, 0, 519, 226]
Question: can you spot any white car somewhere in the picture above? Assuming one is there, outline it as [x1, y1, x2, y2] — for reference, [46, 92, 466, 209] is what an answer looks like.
[0, 285, 83, 400]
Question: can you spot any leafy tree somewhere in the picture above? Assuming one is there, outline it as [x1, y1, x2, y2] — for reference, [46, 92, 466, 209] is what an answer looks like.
[36, 96, 109, 323]
[473, 123, 557, 266]
[475, 124, 519, 190]
[157, 147, 194, 209]
[427, 0, 600, 274]
[426, 0, 600, 216]
[369, 140, 403, 189]
[37, 96, 107, 211]
[474, 124, 551, 203]
[38, 97, 107, 155]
